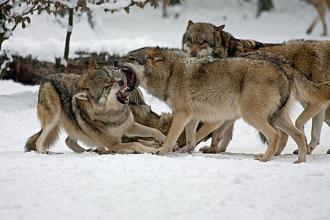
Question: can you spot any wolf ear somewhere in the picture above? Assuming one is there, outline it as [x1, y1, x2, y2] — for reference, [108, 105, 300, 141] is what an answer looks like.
[187, 20, 194, 29]
[74, 91, 89, 100]
[89, 59, 99, 70]
[215, 24, 225, 32]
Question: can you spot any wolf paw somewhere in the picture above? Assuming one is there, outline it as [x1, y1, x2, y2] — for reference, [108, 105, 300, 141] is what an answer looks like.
[138, 139, 161, 149]
[147, 148, 160, 155]
[177, 145, 194, 154]
[199, 146, 217, 154]
[255, 153, 269, 162]
[157, 147, 169, 156]
[91, 147, 113, 155]
[293, 158, 306, 164]
[199, 146, 210, 152]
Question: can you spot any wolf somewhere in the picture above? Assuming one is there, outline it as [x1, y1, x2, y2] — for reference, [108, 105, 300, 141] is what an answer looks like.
[182, 21, 330, 155]
[251, 40, 330, 154]
[182, 20, 277, 58]
[118, 47, 330, 163]
[25, 61, 165, 154]
[306, 0, 330, 36]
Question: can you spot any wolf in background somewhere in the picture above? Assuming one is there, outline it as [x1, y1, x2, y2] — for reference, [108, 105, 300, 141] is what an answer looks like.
[182, 21, 330, 155]
[306, 0, 330, 36]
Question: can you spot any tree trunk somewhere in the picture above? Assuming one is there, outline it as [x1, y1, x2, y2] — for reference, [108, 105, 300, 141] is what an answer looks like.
[0, 12, 5, 52]
[257, 0, 274, 18]
[0, 32, 3, 53]
[4, 53, 120, 85]
[63, 8, 74, 66]
[162, 3, 168, 18]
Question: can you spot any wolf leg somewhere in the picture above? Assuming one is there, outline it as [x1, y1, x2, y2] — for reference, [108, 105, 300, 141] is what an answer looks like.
[195, 121, 224, 145]
[274, 130, 289, 156]
[217, 122, 234, 153]
[295, 103, 323, 132]
[36, 115, 60, 154]
[306, 16, 319, 34]
[126, 122, 166, 145]
[276, 114, 307, 163]
[36, 102, 60, 154]
[294, 103, 325, 155]
[177, 119, 199, 153]
[112, 142, 160, 154]
[308, 108, 326, 153]
[65, 136, 86, 153]
[200, 120, 234, 154]
[316, 5, 327, 36]
[243, 113, 280, 162]
[35, 82, 61, 154]
[158, 111, 192, 155]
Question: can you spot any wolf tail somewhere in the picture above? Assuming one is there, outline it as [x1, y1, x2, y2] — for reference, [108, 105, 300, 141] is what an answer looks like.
[25, 126, 60, 152]
[243, 40, 279, 50]
[25, 130, 42, 152]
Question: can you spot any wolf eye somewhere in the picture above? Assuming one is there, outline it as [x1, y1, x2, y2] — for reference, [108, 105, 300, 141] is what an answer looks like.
[118, 79, 124, 86]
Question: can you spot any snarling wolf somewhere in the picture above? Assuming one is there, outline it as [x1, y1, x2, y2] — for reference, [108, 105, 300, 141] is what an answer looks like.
[183, 21, 330, 155]
[25, 61, 165, 154]
[118, 47, 330, 163]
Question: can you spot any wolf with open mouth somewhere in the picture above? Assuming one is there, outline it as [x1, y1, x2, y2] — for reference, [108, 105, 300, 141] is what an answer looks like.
[115, 46, 330, 163]
[25, 60, 165, 154]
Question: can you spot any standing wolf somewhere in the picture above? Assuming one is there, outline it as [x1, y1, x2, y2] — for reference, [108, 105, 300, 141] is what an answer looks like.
[182, 21, 330, 155]
[25, 62, 165, 154]
[306, 0, 330, 36]
[118, 47, 330, 163]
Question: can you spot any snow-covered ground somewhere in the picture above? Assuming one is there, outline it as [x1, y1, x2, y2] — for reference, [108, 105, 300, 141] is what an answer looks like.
[1, 0, 330, 219]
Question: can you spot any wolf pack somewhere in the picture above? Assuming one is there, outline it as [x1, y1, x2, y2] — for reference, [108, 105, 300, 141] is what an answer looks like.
[25, 20, 330, 164]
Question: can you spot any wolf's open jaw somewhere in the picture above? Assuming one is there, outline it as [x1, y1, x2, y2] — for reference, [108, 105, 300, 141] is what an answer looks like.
[116, 89, 130, 104]
[119, 66, 137, 92]
[115, 66, 137, 104]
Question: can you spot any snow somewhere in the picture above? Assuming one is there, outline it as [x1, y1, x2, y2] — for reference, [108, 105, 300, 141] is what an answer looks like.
[1, 0, 330, 219]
